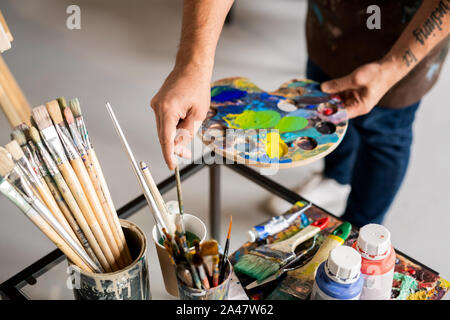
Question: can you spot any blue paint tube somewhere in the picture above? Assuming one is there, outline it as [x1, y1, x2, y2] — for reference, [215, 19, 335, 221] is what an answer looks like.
[247, 201, 312, 242]
[311, 246, 364, 300]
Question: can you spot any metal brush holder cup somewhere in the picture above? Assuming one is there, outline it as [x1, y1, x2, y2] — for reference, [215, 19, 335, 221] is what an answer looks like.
[69, 220, 151, 300]
[176, 259, 232, 300]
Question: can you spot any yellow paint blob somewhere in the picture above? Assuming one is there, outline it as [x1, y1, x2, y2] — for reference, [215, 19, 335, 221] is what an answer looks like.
[265, 131, 288, 159]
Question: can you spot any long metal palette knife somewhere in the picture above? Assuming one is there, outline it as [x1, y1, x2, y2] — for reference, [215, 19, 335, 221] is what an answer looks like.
[105, 102, 168, 237]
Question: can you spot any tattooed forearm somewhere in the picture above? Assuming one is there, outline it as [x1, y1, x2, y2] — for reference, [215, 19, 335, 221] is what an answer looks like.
[402, 48, 418, 67]
[412, 0, 450, 45]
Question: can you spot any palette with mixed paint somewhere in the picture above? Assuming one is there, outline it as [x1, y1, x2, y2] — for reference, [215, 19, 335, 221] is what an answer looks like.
[200, 77, 348, 168]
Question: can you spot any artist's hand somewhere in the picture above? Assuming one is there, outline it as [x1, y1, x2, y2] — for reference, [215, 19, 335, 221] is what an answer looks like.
[321, 62, 394, 119]
[151, 65, 211, 170]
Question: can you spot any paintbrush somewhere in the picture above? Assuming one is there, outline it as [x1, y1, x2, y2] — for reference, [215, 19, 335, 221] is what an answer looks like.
[287, 222, 352, 284]
[173, 160, 190, 254]
[29, 126, 106, 271]
[62, 102, 129, 267]
[246, 234, 319, 290]
[0, 175, 94, 272]
[199, 240, 219, 278]
[50, 99, 124, 269]
[11, 125, 41, 178]
[212, 255, 220, 287]
[28, 137, 103, 271]
[5, 140, 82, 247]
[140, 161, 176, 236]
[234, 217, 329, 282]
[105, 102, 168, 237]
[176, 262, 194, 288]
[0, 148, 100, 272]
[69, 98, 132, 265]
[193, 240, 210, 289]
[32, 105, 116, 271]
[219, 216, 233, 283]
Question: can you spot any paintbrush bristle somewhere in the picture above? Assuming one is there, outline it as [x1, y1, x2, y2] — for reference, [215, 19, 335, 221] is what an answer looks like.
[46, 100, 64, 125]
[57, 97, 68, 110]
[200, 240, 219, 256]
[5, 140, 25, 161]
[18, 123, 32, 142]
[11, 128, 27, 146]
[69, 98, 82, 118]
[29, 127, 42, 144]
[32, 106, 54, 131]
[234, 254, 281, 282]
[212, 255, 220, 265]
[192, 252, 203, 266]
[63, 106, 75, 125]
[227, 216, 232, 239]
[0, 147, 15, 177]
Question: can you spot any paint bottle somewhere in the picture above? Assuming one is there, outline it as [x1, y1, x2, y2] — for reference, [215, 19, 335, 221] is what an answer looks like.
[352, 224, 396, 300]
[247, 201, 311, 242]
[311, 246, 364, 300]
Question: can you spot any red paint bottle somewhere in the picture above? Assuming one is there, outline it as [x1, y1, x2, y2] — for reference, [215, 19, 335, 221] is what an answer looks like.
[352, 224, 396, 300]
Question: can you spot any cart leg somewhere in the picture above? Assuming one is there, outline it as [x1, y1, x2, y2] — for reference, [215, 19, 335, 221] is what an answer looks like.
[209, 164, 221, 241]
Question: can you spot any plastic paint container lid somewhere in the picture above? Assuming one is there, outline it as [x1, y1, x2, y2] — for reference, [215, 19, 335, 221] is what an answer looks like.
[356, 224, 391, 260]
[325, 246, 361, 284]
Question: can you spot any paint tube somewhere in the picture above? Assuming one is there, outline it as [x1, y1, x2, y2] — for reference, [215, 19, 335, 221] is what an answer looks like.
[247, 201, 312, 242]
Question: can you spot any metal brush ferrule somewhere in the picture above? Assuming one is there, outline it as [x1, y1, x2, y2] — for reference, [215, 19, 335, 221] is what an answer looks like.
[41, 126, 68, 165]
[16, 160, 43, 190]
[55, 124, 80, 160]
[0, 178, 34, 214]
[35, 141, 59, 177]
[28, 143, 49, 177]
[78, 117, 91, 149]
[68, 123, 87, 156]
[6, 166, 37, 201]
[22, 145, 42, 179]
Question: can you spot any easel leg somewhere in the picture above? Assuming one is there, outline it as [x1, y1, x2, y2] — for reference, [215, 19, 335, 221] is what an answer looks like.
[209, 164, 221, 241]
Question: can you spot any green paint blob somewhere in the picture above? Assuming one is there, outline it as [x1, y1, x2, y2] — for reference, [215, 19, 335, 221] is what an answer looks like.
[224, 110, 281, 129]
[393, 272, 418, 300]
[274, 116, 308, 133]
[158, 231, 200, 248]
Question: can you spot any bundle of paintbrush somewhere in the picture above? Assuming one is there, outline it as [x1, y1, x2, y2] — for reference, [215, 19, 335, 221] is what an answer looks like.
[0, 98, 133, 273]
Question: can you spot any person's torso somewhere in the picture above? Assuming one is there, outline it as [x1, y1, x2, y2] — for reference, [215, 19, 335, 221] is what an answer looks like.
[306, 0, 449, 108]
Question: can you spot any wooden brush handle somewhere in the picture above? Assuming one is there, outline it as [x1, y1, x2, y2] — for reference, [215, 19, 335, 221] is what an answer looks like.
[83, 151, 129, 267]
[71, 157, 123, 269]
[0, 55, 31, 126]
[44, 174, 103, 271]
[287, 235, 344, 281]
[52, 171, 109, 272]
[58, 161, 118, 271]
[28, 207, 93, 272]
[88, 148, 132, 264]
[141, 165, 175, 235]
[268, 225, 320, 253]
[38, 177, 82, 247]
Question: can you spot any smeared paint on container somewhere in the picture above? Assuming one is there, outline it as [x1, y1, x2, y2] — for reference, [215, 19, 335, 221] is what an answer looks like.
[311, 246, 364, 300]
[353, 224, 396, 300]
[70, 220, 151, 300]
[177, 259, 232, 300]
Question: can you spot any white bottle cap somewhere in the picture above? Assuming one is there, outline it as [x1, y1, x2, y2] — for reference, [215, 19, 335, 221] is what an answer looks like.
[325, 246, 361, 284]
[247, 230, 256, 243]
[356, 224, 391, 260]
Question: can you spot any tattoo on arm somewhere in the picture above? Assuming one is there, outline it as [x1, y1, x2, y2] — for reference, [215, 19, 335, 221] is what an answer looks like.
[412, 0, 450, 46]
[403, 48, 418, 67]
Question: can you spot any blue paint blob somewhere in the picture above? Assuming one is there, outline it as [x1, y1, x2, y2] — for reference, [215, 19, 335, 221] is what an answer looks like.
[211, 86, 247, 102]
